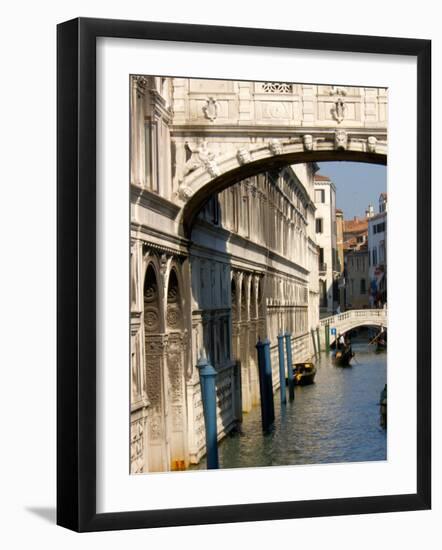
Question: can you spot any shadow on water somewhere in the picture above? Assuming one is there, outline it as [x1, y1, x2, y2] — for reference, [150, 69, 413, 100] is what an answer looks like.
[193, 341, 386, 470]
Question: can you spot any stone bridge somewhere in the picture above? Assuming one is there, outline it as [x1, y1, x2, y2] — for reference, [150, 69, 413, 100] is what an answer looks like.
[133, 77, 388, 235]
[130, 76, 389, 473]
[172, 81, 387, 232]
[319, 309, 387, 346]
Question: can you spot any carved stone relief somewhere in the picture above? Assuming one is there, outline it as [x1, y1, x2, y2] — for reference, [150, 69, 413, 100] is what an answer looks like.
[268, 139, 282, 155]
[302, 134, 314, 151]
[130, 419, 145, 473]
[202, 97, 219, 121]
[237, 148, 251, 165]
[166, 269, 183, 331]
[181, 139, 220, 179]
[367, 136, 377, 153]
[261, 82, 293, 93]
[334, 129, 348, 150]
[330, 86, 347, 123]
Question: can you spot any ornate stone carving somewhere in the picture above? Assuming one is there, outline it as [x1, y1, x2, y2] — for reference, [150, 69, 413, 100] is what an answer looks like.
[334, 129, 348, 150]
[268, 139, 282, 155]
[144, 282, 157, 303]
[167, 269, 182, 330]
[202, 97, 219, 122]
[144, 264, 160, 333]
[144, 308, 160, 332]
[182, 140, 220, 179]
[330, 86, 347, 123]
[302, 134, 314, 151]
[160, 254, 170, 290]
[262, 82, 293, 93]
[367, 136, 377, 153]
[237, 148, 251, 165]
[167, 308, 179, 328]
[133, 75, 148, 97]
[130, 419, 145, 473]
[149, 415, 162, 440]
[205, 159, 221, 178]
[145, 335, 167, 355]
[178, 185, 193, 201]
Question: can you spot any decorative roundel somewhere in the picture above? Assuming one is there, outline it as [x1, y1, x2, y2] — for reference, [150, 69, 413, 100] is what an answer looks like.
[144, 308, 159, 332]
[167, 308, 179, 328]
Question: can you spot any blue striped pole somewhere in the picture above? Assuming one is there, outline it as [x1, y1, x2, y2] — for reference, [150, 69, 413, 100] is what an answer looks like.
[285, 332, 295, 401]
[197, 356, 219, 469]
[277, 333, 287, 405]
[256, 338, 275, 432]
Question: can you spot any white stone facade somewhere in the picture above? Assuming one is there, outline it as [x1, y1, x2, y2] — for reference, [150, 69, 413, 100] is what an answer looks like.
[367, 194, 388, 306]
[314, 176, 339, 314]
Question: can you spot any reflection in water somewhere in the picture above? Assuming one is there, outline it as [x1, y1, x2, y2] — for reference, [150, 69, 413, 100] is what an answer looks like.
[193, 342, 386, 470]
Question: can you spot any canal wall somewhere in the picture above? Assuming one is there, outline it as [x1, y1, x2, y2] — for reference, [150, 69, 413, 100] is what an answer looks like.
[188, 331, 311, 465]
[270, 332, 312, 390]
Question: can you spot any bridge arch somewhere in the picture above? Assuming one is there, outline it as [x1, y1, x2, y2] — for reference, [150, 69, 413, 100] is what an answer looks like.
[319, 309, 388, 346]
[180, 145, 386, 235]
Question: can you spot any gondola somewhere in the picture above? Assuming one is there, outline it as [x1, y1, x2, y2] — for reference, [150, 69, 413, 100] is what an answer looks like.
[293, 362, 316, 385]
[333, 345, 354, 367]
[376, 338, 387, 353]
[369, 327, 387, 352]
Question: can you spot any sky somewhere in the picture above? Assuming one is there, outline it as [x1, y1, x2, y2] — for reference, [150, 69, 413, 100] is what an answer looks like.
[316, 161, 387, 219]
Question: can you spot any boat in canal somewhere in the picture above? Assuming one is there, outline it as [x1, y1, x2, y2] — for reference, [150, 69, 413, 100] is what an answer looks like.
[369, 327, 387, 353]
[376, 338, 387, 353]
[333, 345, 354, 367]
[293, 362, 316, 385]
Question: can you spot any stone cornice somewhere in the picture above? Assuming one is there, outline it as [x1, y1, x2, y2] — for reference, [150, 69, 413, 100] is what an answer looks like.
[171, 125, 388, 137]
[131, 222, 189, 256]
[131, 184, 181, 219]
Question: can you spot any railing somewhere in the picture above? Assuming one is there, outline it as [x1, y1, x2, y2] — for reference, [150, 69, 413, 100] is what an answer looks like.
[319, 308, 387, 330]
[318, 262, 327, 273]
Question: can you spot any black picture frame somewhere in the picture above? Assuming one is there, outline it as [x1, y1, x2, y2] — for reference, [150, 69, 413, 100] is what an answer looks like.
[57, 17, 431, 532]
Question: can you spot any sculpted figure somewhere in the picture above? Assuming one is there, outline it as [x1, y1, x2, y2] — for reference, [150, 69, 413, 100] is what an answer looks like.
[268, 139, 282, 155]
[183, 140, 218, 177]
[237, 148, 251, 165]
[334, 129, 348, 150]
[303, 134, 314, 151]
[367, 136, 377, 153]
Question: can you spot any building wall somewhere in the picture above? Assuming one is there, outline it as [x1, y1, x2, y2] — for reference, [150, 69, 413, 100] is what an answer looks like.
[368, 208, 387, 306]
[130, 76, 320, 472]
[314, 179, 338, 314]
[344, 250, 369, 308]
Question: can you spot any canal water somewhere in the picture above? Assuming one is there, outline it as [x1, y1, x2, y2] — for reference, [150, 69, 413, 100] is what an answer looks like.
[193, 340, 386, 470]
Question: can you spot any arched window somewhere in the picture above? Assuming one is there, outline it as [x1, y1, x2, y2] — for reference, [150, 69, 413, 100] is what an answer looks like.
[144, 264, 159, 333]
[166, 269, 182, 331]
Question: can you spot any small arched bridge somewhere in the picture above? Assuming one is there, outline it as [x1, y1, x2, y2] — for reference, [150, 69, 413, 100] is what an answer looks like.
[319, 309, 387, 347]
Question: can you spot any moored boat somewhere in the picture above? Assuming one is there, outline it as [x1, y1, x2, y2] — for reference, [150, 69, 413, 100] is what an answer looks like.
[333, 345, 354, 367]
[376, 336, 387, 353]
[293, 362, 317, 385]
[369, 326, 387, 352]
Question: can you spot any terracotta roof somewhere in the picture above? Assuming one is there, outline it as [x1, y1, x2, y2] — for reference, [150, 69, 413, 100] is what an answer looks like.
[314, 174, 331, 181]
[343, 218, 368, 233]
[343, 236, 368, 252]
[345, 245, 368, 254]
